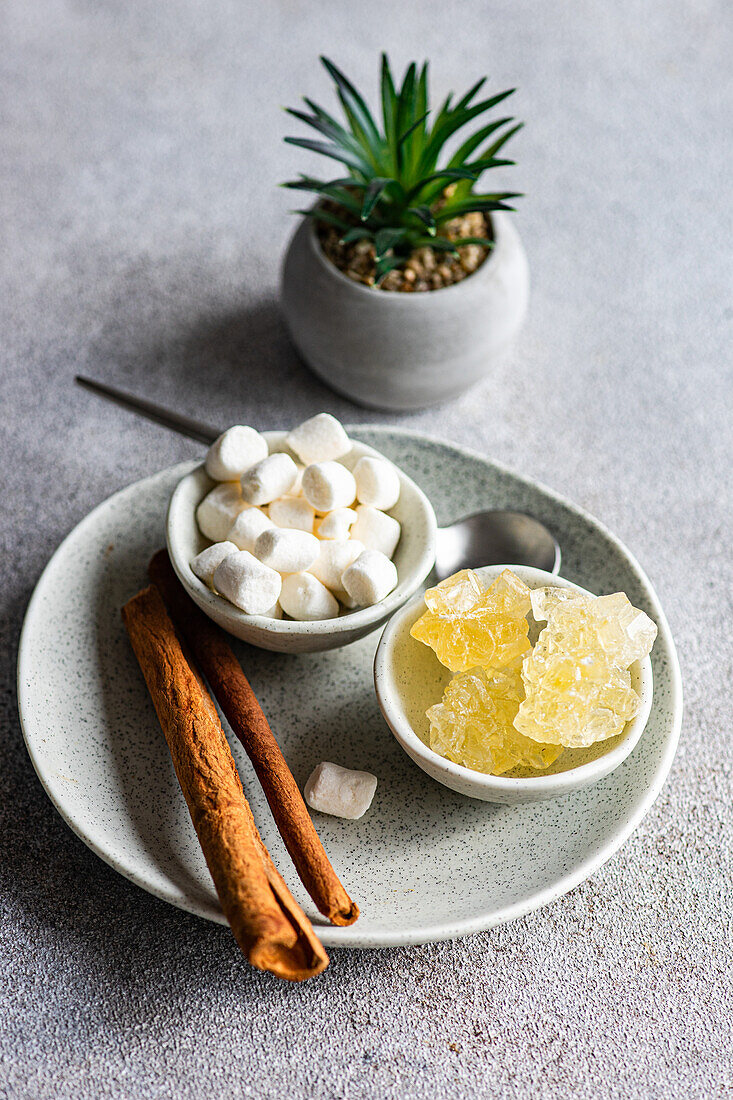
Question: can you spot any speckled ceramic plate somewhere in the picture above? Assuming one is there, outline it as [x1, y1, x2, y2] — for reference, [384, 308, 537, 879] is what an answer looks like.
[17, 429, 682, 948]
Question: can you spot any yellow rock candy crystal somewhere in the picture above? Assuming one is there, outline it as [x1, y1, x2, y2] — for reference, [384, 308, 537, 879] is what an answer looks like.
[515, 588, 657, 748]
[410, 568, 532, 672]
[427, 664, 562, 775]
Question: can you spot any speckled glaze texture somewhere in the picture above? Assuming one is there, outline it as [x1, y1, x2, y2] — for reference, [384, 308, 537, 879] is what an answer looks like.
[280, 214, 529, 410]
[166, 431, 437, 652]
[17, 429, 682, 949]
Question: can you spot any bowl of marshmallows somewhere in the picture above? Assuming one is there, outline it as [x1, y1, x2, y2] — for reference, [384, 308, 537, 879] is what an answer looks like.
[167, 413, 437, 652]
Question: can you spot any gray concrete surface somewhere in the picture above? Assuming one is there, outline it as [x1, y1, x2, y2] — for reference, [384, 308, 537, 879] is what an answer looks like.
[1, 1, 731, 1097]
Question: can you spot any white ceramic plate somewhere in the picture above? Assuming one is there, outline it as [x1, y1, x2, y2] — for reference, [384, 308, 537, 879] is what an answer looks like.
[17, 428, 682, 948]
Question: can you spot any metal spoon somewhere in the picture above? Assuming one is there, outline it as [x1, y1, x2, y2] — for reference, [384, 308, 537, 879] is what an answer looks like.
[75, 375, 561, 577]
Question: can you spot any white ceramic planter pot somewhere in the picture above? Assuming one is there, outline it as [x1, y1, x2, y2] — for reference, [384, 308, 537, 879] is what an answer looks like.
[280, 212, 529, 411]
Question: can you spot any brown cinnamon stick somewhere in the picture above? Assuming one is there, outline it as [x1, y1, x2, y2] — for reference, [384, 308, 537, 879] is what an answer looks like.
[122, 584, 328, 981]
[148, 549, 359, 927]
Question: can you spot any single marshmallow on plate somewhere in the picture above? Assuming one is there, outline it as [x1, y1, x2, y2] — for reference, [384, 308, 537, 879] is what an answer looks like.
[315, 507, 357, 540]
[304, 762, 378, 820]
[241, 452, 298, 506]
[286, 413, 351, 465]
[342, 549, 398, 607]
[254, 528, 320, 574]
[309, 539, 364, 592]
[212, 550, 282, 615]
[228, 507, 274, 553]
[190, 541, 239, 587]
[204, 426, 268, 482]
[279, 572, 340, 621]
[196, 483, 248, 542]
[353, 456, 401, 511]
[350, 505, 401, 559]
[268, 496, 315, 533]
[302, 461, 357, 513]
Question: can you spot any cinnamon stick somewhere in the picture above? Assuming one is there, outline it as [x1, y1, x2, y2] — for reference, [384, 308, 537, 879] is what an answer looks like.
[121, 584, 328, 981]
[148, 549, 359, 927]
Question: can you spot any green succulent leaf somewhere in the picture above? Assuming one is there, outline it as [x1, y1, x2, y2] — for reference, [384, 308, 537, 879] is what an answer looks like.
[283, 136, 371, 175]
[449, 117, 514, 168]
[361, 177, 396, 220]
[435, 197, 517, 223]
[449, 236, 495, 248]
[284, 108, 366, 160]
[408, 205, 436, 235]
[413, 236, 459, 255]
[296, 207, 353, 232]
[374, 227, 409, 258]
[282, 177, 364, 217]
[321, 56, 381, 155]
[340, 226, 374, 245]
[375, 255, 405, 283]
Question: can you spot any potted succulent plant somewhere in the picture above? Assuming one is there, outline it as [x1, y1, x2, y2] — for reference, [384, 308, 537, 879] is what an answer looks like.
[279, 55, 529, 411]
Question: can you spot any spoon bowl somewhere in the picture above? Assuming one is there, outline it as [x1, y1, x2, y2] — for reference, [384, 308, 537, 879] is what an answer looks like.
[435, 510, 560, 580]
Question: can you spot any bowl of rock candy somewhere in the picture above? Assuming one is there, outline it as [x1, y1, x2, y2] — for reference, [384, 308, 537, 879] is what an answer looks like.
[374, 565, 657, 804]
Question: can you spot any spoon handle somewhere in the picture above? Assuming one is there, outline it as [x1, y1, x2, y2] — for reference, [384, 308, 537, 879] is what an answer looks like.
[75, 375, 221, 445]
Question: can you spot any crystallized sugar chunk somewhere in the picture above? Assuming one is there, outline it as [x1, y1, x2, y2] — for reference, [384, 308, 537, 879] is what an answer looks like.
[515, 586, 656, 748]
[279, 572, 340, 621]
[341, 549, 398, 607]
[268, 496, 315, 532]
[315, 507, 357, 541]
[286, 413, 351, 465]
[428, 664, 562, 775]
[410, 568, 531, 673]
[254, 527, 320, 574]
[204, 426, 268, 481]
[241, 452, 298, 506]
[212, 550, 282, 615]
[350, 505, 401, 559]
[304, 761, 377, 820]
[196, 483, 248, 542]
[228, 507, 274, 553]
[302, 461, 357, 513]
[190, 541, 238, 588]
[309, 539, 364, 592]
[353, 456, 400, 511]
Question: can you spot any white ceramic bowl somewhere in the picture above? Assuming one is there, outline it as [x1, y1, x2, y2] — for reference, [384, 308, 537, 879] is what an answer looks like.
[374, 565, 654, 804]
[166, 431, 437, 653]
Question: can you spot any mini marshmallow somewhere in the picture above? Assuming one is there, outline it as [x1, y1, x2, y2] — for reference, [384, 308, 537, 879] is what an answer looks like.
[254, 528, 320, 574]
[353, 456, 401, 511]
[196, 483, 248, 542]
[304, 762, 377, 820]
[268, 496, 315, 533]
[341, 549, 398, 607]
[315, 507, 357, 540]
[350, 505, 401, 559]
[279, 572, 340, 621]
[212, 550, 282, 615]
[309, 539, 364, 592]
[291, 465, 306, 496]
[204, 425, 268, 481]
[241, 452, 298, 506]
[228, 507, 274, 552]
[190, 541, 238, 588]
[286, 413, 351, 465]
[302, 461, 357, 513]
[259, 601, 284, 620]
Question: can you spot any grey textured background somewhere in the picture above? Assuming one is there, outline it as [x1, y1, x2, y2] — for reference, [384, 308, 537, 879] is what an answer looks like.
[2, 1, 731, 1097]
